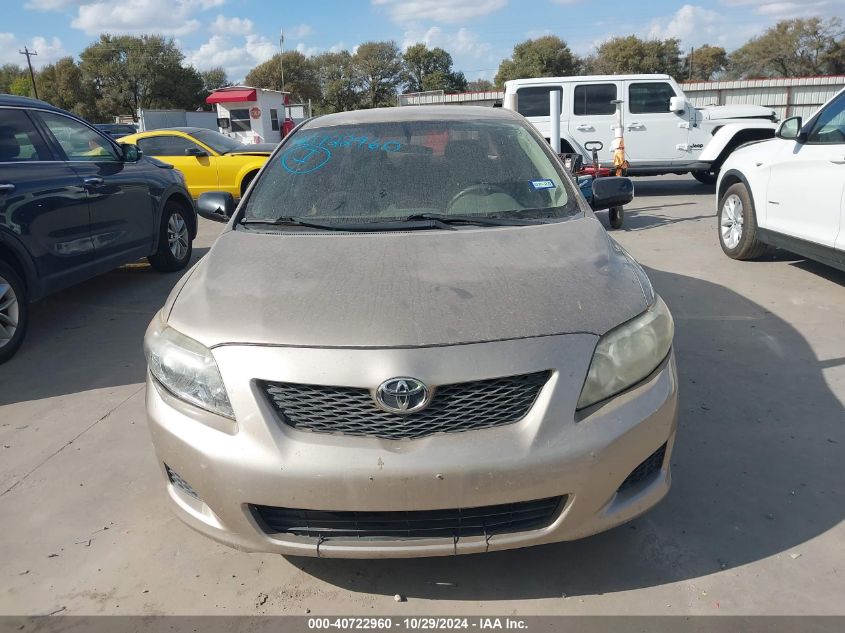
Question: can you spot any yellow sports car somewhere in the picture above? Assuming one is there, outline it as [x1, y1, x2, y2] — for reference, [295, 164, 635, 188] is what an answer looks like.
[119, 128, 275, 199]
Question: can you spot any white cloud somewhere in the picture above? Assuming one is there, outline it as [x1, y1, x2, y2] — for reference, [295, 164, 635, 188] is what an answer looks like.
[65, 0, 224, 35]
[402, 25, 492, 59]
[24, 0, 86, 10]
[401, 24, 497, 81]
[646, 4, 726, 47]
[210, 14, 254, 36]
[719, 0, 842, 19]
[288, 24, 313, 39]
[372, 0, 507, 24]
[295, 42, 320, 57]
[0, 33, 67, 67]
[186, 32, 277, 80]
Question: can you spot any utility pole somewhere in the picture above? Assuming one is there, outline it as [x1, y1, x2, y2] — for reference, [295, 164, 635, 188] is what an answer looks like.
[688, 47, 694, 81]
[279, 31, 285, 94]
[19, 46, 38, 99]
[279, 30, 287, 119]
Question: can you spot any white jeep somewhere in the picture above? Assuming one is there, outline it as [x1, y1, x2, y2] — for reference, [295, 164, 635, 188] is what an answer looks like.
[504, 74, 778, 184]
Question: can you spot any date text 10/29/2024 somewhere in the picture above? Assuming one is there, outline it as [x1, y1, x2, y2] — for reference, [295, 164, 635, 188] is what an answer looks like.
[307, 617, 528, 630]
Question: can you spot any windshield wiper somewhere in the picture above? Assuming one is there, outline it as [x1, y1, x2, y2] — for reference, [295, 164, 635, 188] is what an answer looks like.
[402, 213, 544, 226]
[241, 217, 351, 230]
[240, 217, 458, 232]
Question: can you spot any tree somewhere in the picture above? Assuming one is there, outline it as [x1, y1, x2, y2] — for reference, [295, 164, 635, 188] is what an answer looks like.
[353, 41, 403, 108]
[79, 34, 204, 118]
[0, 64, 27, 94]
[313, 50, 361, 113]
[36, 57, 99, 120]
[244, 51, 320, 103]
[684, 45, 728, 81]
[494, 36, 579, 86]
[467, 78, 494, 92]
[586, 36, 683, 77]
[200, 67, 230, 93]
[402, 43, 467, 93]
[8, 76, 32, 97]
[728, 17, 845, 78]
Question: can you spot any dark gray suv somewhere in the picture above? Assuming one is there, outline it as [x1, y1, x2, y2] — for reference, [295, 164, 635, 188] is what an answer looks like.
[0, 95, 197, 363]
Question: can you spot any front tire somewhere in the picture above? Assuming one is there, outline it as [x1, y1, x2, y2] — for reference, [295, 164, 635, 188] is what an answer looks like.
[692, 170, 718, 185]
[0, 261, 28, 364]
[718, 182, 767, 260]
[148, 201, 193, 272]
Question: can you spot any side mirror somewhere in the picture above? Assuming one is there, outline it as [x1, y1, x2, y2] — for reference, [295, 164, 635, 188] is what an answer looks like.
[669, 96, 687, 113]
[776, 116, 805, 142]
[185, 147, 209, 157]
[121, 144, 142, 162]
[591, 177, 634, 210]
[197, 191, 235, 223]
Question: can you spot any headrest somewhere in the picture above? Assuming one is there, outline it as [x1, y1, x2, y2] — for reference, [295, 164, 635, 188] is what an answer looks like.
[0, 126, 21, 161]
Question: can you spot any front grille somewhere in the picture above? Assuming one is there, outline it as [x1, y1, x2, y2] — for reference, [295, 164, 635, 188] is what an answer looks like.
[618, 443, 667, 491]
[261, 371, 550, 440]
[251, 496, 564, 540]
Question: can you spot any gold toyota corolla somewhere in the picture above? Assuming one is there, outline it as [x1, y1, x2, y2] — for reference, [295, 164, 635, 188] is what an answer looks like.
[144, 106, 678, 558]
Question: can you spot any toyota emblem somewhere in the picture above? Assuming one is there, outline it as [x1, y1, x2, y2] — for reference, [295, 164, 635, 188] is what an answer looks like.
[375, 377, 430, 414]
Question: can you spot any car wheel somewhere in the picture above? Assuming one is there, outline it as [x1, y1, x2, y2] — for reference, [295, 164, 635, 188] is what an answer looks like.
[148, 201, 193, 272]
[718, 182, 767, 260]
[240, 172, 258, 198]
[608, 207, 624, 230]
[692, 170, 717, 185]
[0, 261, 28, 364]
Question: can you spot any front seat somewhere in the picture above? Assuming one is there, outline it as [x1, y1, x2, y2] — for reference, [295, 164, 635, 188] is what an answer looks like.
[0, 126, 21, 162]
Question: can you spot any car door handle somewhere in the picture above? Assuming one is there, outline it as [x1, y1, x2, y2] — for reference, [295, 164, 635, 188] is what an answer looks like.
[83, 177, 104, 188]
[0, 183, 14, 194]
[576, 124, 594, 131]
[627, 123, 645, 130]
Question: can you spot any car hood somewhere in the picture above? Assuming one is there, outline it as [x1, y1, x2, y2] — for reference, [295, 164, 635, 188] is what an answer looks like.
[225, 143, 276, 156]
[168, 216, 649, 348]
[700, 104, 776, 121]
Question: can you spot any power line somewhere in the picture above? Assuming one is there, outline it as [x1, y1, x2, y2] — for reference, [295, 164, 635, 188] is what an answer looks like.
[19, 46, 39, 99]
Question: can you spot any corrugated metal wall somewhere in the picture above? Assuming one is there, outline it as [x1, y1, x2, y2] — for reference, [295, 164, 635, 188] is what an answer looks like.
[681, 76, 845, 119]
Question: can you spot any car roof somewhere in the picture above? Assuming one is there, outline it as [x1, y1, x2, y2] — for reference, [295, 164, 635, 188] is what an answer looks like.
[154, 127, 207, 134]
[506, 74, 673, 86]
[304, 105, 521, 129]
[0, 93, 70, 114]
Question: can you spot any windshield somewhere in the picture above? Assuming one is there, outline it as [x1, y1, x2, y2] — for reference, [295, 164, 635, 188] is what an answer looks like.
[190, 129, 244, 154]
[241, 117, 578, 228]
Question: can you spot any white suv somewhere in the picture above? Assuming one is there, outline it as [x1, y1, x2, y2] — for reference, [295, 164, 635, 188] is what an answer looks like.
[716, 88, 845, 270]
[504, 74, 778, 183]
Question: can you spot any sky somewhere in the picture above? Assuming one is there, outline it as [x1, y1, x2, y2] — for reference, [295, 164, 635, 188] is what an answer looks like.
[2, 0, 844, 82]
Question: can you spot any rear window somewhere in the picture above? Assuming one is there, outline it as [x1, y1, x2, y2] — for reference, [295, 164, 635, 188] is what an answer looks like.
[516, 86, 563, 118]
[243, 117, 577, 225]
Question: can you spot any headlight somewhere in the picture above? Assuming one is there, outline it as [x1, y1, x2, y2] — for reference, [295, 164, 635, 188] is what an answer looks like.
[577, 295, 674, 410]
[144, 320, 234, 418]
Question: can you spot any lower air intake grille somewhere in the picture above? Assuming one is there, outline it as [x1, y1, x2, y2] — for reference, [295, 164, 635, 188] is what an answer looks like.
[618, 443, 667, 491]
[252, 496, 565, 540]
[260, 371, 550, 440]
[165, 464, 198, 499]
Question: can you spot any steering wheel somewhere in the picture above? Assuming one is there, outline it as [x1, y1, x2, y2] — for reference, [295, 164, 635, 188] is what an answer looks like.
[447, 183, 511, 211]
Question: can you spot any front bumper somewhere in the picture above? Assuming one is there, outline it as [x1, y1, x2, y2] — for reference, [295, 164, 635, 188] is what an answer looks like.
[146, 334, 678, 558]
